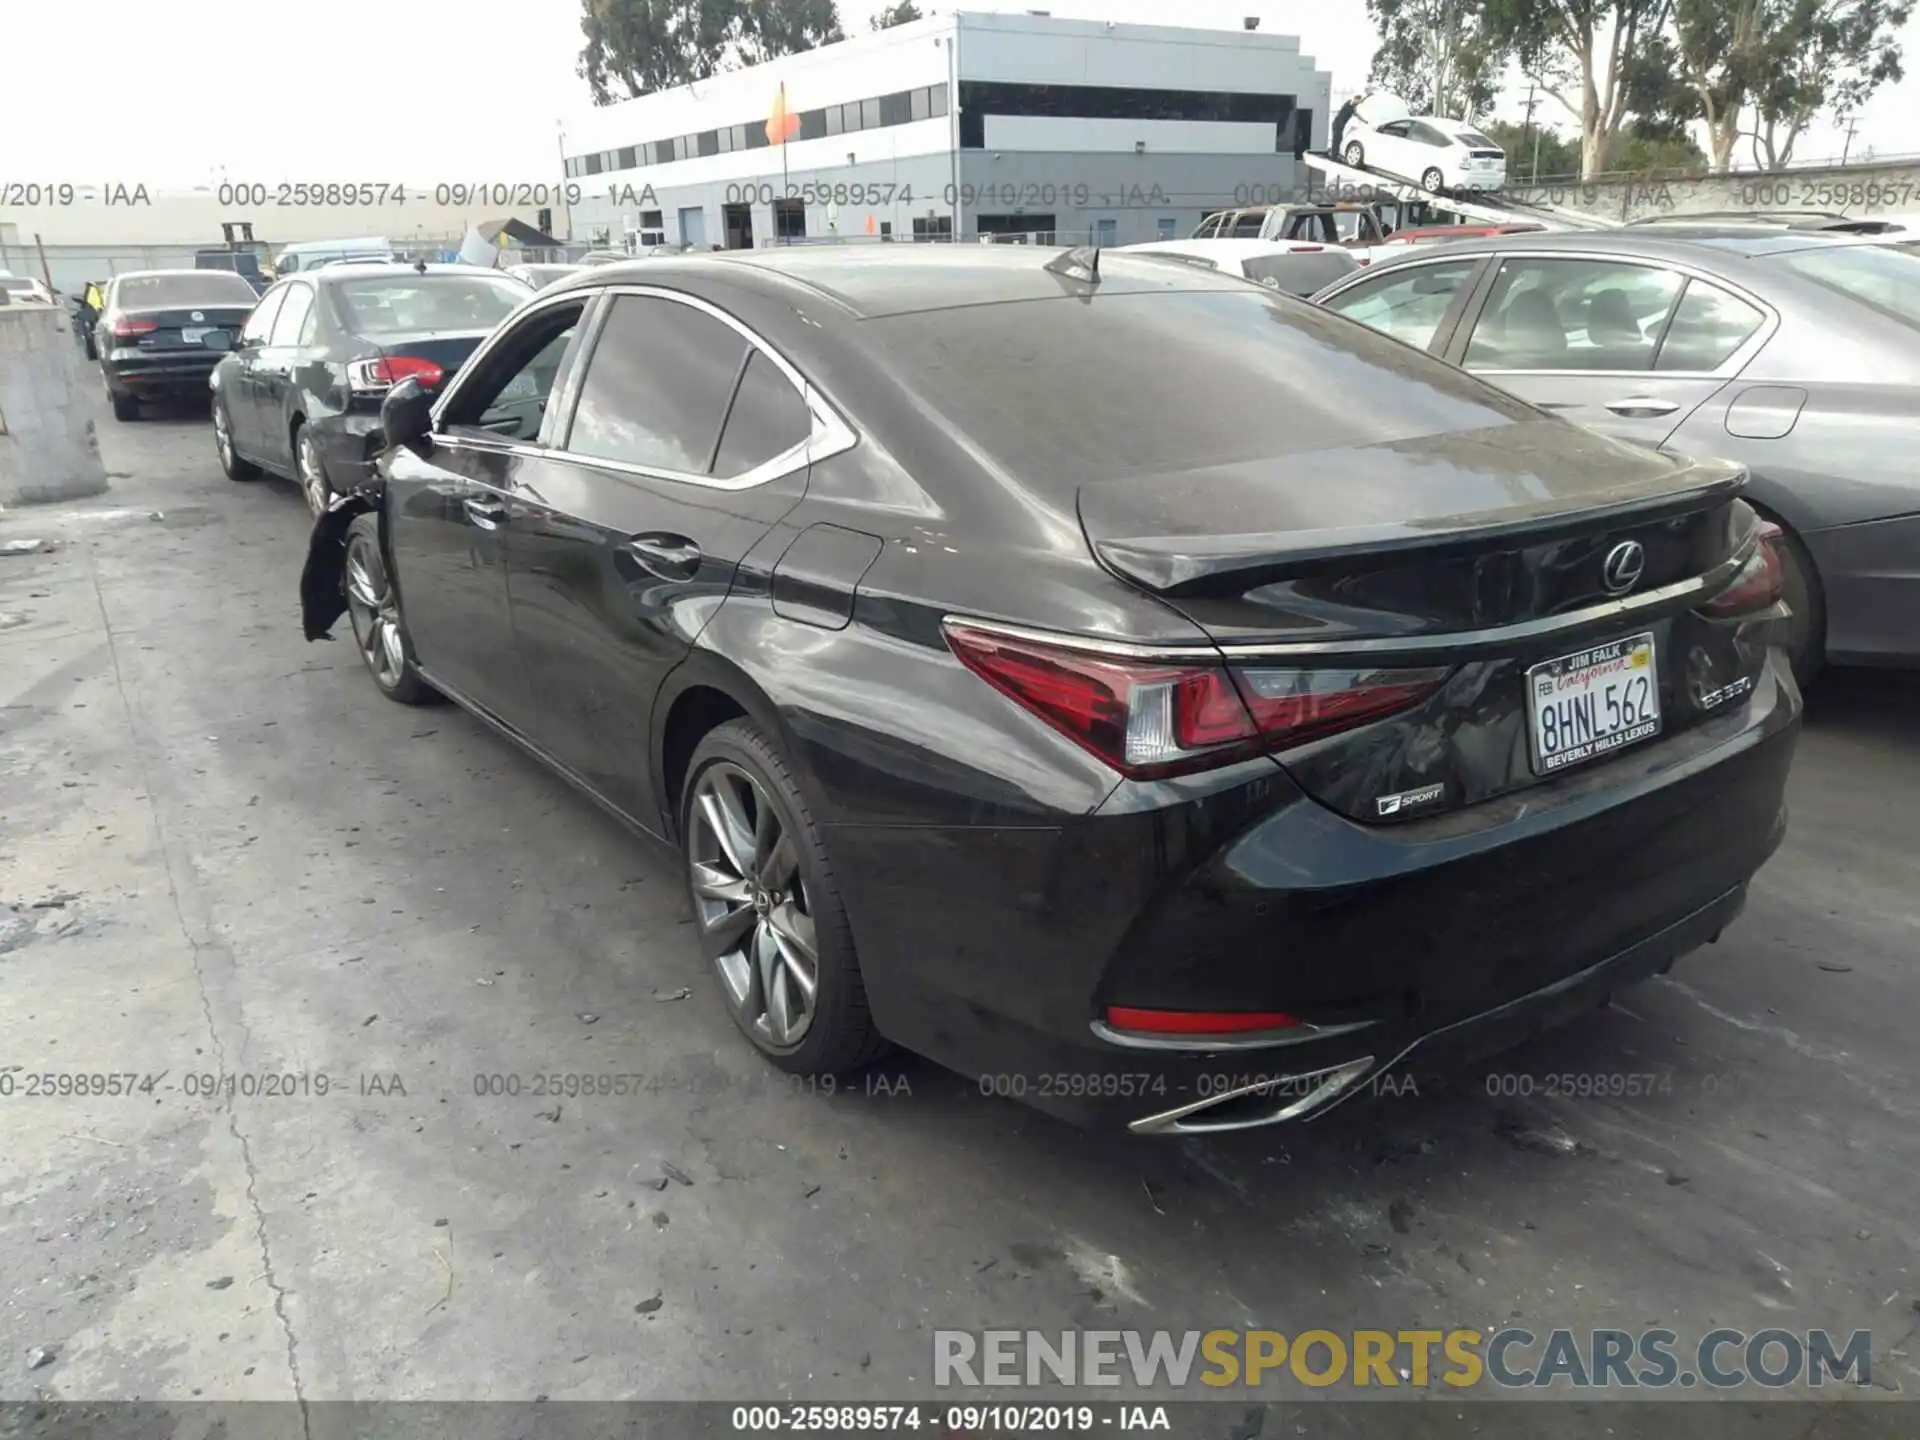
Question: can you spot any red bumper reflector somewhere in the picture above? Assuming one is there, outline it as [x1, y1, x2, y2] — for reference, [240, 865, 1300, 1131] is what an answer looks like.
[1106, 1006, 1300, 1035]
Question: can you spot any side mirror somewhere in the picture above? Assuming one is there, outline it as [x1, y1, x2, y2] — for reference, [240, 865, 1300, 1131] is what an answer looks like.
[380, 376, 434, 453]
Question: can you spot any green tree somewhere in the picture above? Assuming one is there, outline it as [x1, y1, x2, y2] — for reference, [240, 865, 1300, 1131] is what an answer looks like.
[1365, 0, 1507, 119]
[1745, 0, 1911, 168]
[1612, 121, 1710, 172]
[579, 0, 846, 103]
[1478, 119, 1582, 181]
[871, 0, 924, 27]
[1484, 0, 1676, 178]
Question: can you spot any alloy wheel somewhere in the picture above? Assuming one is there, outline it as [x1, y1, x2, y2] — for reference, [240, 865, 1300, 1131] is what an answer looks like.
[1422, 168, 1445, 194]
[298, 431, 329, 517]
[213, 400, 234, 470]
[687, 761, 819, 1050]
[343, 533, 406, 690]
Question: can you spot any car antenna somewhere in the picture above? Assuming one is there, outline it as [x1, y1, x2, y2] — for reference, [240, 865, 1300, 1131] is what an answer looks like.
[1044, 244, 1101, 285]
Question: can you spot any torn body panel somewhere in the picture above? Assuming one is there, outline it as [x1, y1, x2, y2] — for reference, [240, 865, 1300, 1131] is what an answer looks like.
[301, 484, 383, 641]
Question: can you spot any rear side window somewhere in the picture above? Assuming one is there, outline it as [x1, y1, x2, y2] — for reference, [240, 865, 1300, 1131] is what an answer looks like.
[1230, 212, 1267, 238]
[1768, 243, 1920, 329]
[1655, 281, 1766, 371]
[564, 295, 748, 474]
[712, 352, 812, 478]
[1321, 259, 1478, 351]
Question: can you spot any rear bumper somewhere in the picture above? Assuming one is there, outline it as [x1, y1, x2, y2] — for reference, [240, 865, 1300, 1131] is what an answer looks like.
[1806, 510, 1920, 667]
[828, 652, 1800, 1131]
[103, 350, 222, 395]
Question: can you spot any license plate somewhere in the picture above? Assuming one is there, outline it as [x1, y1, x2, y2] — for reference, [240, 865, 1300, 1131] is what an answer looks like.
[182, 326, 209, 344]
[1527, 632, 1661, 774]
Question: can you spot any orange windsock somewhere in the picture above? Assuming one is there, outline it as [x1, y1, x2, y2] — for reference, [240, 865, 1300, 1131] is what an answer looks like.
[766, 82, 801, 145]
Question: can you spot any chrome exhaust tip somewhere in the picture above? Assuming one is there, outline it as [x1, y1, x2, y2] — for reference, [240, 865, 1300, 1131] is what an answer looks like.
[1127, 1057, 1377, 1136]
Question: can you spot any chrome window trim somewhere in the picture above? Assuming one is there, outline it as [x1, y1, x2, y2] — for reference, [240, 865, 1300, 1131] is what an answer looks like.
[1317, 248, 1782, 381]
[430, 283, 856, 492]
[944, 540, 1753, 663]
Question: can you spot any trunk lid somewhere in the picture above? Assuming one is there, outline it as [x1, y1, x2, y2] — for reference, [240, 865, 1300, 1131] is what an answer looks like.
[1078, 420, 1766, 824]
[116, 304, 254, 352]
[369, 327, 493, 377]
[1354, 91, 1413, 128]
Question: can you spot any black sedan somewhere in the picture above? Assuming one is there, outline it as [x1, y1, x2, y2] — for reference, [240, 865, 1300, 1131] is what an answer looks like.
[96, 269, 260, 420]
[300, 246, 1801, 1134]
[212, 263, 532, 514]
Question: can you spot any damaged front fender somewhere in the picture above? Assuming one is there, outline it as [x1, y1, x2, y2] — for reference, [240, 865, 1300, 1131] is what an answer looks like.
[300, 485, 383, 642]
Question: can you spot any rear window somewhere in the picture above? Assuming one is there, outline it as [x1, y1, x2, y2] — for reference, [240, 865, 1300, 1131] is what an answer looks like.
[1459, 131, 1499, 149]
[331, 275, 528, 335]
[1768, 243, 1920, 328]
[1241, 251, 1358, 296]
[865, 289, 1534, 489]
[113, 273, 258, 308]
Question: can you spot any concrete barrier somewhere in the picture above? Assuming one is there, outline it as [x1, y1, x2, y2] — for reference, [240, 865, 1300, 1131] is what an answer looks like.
[1516, 157, 1920, 225]
[0, 301, 109, 506]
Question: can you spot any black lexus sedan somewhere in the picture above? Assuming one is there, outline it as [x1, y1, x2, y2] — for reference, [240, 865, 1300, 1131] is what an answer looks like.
[211, 263, 532, 514]
[300, 246, 1801, 1135]
[96, 269, 261, 420]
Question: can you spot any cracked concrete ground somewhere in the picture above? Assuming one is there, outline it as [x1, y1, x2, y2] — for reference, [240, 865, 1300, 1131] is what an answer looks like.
[2, 393, 1917, 1435]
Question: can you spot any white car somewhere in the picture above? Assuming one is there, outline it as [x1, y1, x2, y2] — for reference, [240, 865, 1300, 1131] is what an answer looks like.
[1116, 239, 1360, 296]
[1341, 93, 1508, 195]
[0, 272, 55, 305]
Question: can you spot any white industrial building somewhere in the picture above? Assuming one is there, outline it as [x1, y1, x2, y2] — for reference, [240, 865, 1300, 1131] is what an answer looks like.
[561, 11, 1333, 251]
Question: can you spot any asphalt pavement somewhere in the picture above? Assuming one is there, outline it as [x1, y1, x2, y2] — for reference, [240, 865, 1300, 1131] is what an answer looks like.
[2, 395, 1916, 1435]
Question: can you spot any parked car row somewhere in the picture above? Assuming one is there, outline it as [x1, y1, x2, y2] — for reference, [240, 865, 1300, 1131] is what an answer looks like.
[280, 241, 1813, 1136]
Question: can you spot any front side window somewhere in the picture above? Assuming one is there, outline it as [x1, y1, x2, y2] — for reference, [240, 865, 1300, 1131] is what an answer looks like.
[270, 284, 314, 345]
[1230, 211, 1266, 238]
[565, 295, 749, 474]
[1463, 257, 1684, 372]
[443, 300, 589, 441]
[1321, 259, 1479, 352]
[240, 286, 287, 344]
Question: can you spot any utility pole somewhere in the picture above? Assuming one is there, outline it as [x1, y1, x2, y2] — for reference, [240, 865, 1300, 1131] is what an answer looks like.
[1841, 115, 1857, 165]
[1523, 83, 1542, 182]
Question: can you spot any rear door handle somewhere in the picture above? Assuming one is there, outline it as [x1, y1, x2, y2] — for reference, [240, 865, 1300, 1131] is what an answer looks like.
[464, 495, 508, 529]
[626, 532, 702, 580]
[1604, 397, 1681, 417]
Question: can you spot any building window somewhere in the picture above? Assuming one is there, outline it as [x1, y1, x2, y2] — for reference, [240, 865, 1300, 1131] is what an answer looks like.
[673, 136, 691, 162]
[584, 153, 603, 175]
[1157, 217, 1177, 239]
[744, 124, 768, 150]
[774, 198, 807, 239]
[826, 104, 845, 136]
[1097, 218, 1118, 246]
[639, 209, 664, 230]
[860, 97, 882, 130]
[880, 221, 894, 239]
[910, 87, 931, 122]
[930, 82, 949, 118]
[956, 81, 1296, 148]
[617, 146, 637, 170]
[912, 215, 953, 242]
[880, 91, 911, 127]
[696, 130, 720, 158]
[718, 127, 735, 153]
[798, 109, 828, 141]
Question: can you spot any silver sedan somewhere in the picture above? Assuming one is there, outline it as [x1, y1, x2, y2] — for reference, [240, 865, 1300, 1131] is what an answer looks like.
[1311, 226, 1920, 681]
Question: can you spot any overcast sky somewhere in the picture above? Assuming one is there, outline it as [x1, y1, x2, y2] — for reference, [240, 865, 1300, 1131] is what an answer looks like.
[3, 0, 1914, 183]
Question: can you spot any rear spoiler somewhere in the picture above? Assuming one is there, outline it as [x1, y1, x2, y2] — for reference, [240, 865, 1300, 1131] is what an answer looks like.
[1083, 462, 1748, 596]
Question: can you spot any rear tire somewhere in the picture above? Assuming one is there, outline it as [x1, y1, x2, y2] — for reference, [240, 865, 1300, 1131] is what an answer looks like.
[342, 513, 438, 706]
[1421, 168, 1446, 194]
[108, 384, 140, 423]
[681, 718, 889, 1076]
[213, 395, 259, 481]
[296, 423, 332, 517]
[1343, 141, 1366, 169]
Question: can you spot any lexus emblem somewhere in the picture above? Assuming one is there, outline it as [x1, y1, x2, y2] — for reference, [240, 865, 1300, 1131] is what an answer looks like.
[1602, 540, 1646, 595]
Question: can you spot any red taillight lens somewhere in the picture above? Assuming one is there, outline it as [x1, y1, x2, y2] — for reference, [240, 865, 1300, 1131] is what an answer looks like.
[1106, 1006, 1301, 1035]
[1699, 523, 1787, 619]
[111, 316, 157, 339]
[942, 621, 1448, 779]
[347, 354, 445, 394]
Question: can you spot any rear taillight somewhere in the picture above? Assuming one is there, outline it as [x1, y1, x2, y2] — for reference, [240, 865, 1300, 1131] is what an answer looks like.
[347, 355, 444, 394]
[111, 316, 157, 339]
[1699, 522, 1787, 618]
[942, 621, 1448, 779]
